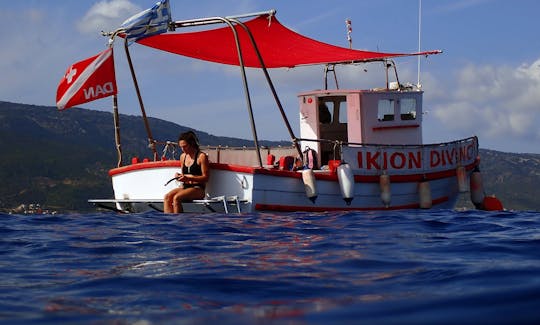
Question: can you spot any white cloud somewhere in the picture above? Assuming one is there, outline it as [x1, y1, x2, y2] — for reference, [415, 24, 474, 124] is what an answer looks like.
[431, 58, 540, 147]
[77, 0, 141, 34]
[0, 8, 72, 105]
[431, 0, 496, 14]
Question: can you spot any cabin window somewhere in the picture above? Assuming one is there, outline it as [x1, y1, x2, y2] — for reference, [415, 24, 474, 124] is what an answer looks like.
[400, 98, 417, 120]
[318, 102, 332, 124]
[319, 97, 347, 124]
[337, 100, 347, 124]
[377, 99, 395, 121]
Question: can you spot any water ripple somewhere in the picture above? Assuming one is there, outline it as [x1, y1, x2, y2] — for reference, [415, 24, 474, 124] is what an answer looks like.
[1, 209, 539, 324]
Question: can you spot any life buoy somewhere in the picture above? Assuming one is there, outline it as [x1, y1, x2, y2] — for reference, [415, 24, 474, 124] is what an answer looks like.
[379, 173, 391, 207]
[470, 166, 485, 209]
[456, 165, 468, 192]
[302, 168, 318, 203]
[337, 162, 354, 205]
[418, 180, 432, 209]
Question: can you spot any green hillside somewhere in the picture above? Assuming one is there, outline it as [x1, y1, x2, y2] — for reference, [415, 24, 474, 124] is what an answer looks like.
[1, 101, 538, 212]
[0, 101, 262, 212]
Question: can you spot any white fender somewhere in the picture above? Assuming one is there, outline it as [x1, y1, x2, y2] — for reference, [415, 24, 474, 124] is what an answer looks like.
[456, 166, 468, 192]
[418, 181, 432, 209]
[302, 168, 318, 203]
[470, 167, 485, 208]
[337, 162, 354, 205]
[379, 173, 391, 207]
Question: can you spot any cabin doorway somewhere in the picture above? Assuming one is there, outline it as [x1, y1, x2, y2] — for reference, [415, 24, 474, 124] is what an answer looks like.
[318, 96, 348, 165]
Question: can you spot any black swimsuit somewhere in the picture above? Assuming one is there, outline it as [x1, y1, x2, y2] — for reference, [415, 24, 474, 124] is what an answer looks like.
[182, 151, 205, 189]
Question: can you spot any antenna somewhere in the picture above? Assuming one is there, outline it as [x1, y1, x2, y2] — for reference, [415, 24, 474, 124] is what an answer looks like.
[417, 0, 422, 88]
[346, 18, 352, 49]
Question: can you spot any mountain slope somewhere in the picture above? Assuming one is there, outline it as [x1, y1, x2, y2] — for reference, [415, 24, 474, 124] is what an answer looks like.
[0, 101, 263, 212]
[476, 149, 540, 211]
[0, 101, 538, 212]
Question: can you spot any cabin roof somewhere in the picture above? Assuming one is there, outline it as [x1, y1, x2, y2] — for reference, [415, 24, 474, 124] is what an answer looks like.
[297, 88, 424, 97]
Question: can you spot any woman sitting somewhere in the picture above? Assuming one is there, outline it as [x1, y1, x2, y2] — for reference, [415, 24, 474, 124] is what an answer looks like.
[164, 131, 210, 213]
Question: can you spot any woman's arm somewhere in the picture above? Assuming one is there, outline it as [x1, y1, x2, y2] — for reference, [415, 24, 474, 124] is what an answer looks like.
[175, 153, 185, 178]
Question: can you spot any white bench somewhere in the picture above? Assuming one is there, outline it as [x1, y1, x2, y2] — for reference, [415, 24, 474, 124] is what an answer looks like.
[89, 196, 247, 213]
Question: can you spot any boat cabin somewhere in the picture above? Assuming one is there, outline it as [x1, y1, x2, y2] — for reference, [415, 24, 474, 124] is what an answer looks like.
[298, 88, 423, 167]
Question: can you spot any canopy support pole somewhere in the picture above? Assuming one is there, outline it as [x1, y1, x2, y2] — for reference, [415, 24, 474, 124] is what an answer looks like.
[172, 14, 272, 167]
[171, 12, 303, 166]
[124, 38, 158, 161]
[384, 59, 401, 90]
[232, 18, 304, 163]
[216, 17, 264, 167]
[171, 10, 276, 29]
[104, 36, 123, 168]
[112, 94, 123, 167]
[324, 64, 339, 90]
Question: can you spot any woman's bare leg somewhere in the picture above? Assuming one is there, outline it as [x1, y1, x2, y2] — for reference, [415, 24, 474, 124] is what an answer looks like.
[164, 188, 183, 213]
[172, 188, 205, 213]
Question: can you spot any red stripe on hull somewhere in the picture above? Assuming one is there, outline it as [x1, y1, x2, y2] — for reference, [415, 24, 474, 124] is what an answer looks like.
[109, 159, 479, 183]
[109, 160, 181, 176]
[210, 159, 479, 183]
[254, 196, 450, 212]
[372, 124, 420, 131]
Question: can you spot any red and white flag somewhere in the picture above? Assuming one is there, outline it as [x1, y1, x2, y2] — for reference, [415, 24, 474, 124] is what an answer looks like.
[56, 48, 117, 110]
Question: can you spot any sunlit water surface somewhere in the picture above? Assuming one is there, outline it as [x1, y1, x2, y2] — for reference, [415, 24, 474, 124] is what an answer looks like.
[1, 209, 540, 324]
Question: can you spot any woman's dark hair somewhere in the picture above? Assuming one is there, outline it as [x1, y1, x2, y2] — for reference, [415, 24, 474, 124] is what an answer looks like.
[178, 131, 200, 150]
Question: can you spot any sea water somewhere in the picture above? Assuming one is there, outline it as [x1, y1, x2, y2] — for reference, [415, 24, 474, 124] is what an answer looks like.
[1, 209, 540, 324]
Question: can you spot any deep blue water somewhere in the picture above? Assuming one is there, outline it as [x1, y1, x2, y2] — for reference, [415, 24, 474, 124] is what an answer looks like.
[1, 209, 540, 324]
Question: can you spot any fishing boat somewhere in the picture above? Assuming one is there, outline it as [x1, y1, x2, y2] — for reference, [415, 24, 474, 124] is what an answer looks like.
[77, 5, 501, 213]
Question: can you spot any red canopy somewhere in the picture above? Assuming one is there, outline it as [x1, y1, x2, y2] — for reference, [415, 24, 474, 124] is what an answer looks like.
[136, 15, 441, 68]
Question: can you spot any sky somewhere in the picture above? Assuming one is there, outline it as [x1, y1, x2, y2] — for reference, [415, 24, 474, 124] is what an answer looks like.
[1, 0, 539, 154]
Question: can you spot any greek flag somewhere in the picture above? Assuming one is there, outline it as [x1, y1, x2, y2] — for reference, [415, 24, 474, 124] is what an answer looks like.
[120, 0, 171, 42]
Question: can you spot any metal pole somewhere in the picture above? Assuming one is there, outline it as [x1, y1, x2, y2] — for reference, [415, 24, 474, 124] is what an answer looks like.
[324, 65, 329, 90]
[124, 37, 158, 161]
[104, 33, 124, 168]
[112, 94, 123, 167]
[205, 16, 263, 167]
[171, 10, 276, 29]
[232, 18, 304, 163]
[385, 60, 390, 89]
[417, 0, 422, 88]
[169, 11, 299, 166]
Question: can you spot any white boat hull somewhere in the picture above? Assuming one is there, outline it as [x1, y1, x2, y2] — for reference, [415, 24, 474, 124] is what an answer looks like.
[101, 156, 475, 213]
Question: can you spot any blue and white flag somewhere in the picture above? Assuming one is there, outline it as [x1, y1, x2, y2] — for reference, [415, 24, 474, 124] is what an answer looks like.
[120, 0, 171, 42]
